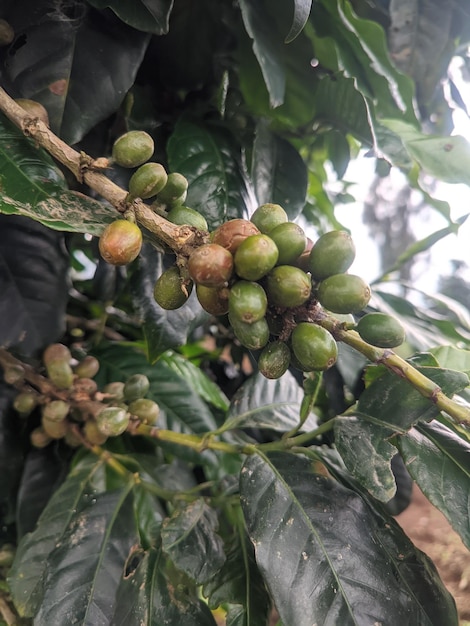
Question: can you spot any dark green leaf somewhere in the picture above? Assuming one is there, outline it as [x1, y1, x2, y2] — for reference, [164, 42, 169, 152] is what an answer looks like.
[388, 0, 454, 105]
[220, 370, 310, 434]
[111, 546, 217, 626]
[0, 384, 22, 531]
[34, 485, 138, 625]
[16, 448, 69, 538]
[334, 414, 397, 502]
[0, 117, 118, 233]
[167, 118, 253, 230]
[357, 364, 469, 429]
[9, 455, 106, 617]
[204, 526, 271, 626]
[239, 0, 286, 107]
[86, 0, 174, 34]
[285, 0, 313, 43]
[132, 482, 165, 549]
[161, 498, 225, 584]
[252, 121, 307, 220]
[132, 247, 209, 360]
[160, 352, 229, 412]
[4, 5, 150, 143]
[93, 343, 218, 435]
[397, 420, 470, 550]
[240, 452, 458, 625]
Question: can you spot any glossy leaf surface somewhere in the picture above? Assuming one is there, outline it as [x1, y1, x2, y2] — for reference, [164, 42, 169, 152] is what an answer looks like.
[240, 452, 458, 626]
[168, 118, 253, 230]
[161, 498, 225, 584]
[398, 420, 470, 550]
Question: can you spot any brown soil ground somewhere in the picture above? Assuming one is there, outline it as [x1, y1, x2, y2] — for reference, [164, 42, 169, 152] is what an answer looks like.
[397, 485, 470, 624]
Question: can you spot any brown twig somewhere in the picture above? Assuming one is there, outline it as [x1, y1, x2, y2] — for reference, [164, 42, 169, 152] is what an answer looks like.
[0, 87, 204, 253]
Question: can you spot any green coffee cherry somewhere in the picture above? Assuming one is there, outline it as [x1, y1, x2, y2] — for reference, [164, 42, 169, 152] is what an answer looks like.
[42, 400, 70, 423]
[196, 284, 230, 316]
[356, 312, 406, 348]
[129, 162, 168, 199]
[99, 219, 143, 266]
[166, 205, 208, 231]
[3, 363, 25, 385]
[317, 274, 371, 314]
[308, 231, 356, 281]
[188, 243, 234, 288]
[157, 173, 189, 206]
[43, 344, 74, 389]
[265, 266, 311, 308]
[291, 323, 338, 371]
[258, 341, 291, 379]
[13, 391, 38, 417]
[123, 374, 150, 402]
[96, 406, 130, 437]
[230, 315, 269, 350]
[84, 419, 108, 445]
[30, 427, 52, 449]
[42, 415, 68, 439]
[154, 266, 193, 310]
[234, 234, 278, 281]
[128, 398, 160, 424]
[72, 377, 98, 397]
[211, 219, 260, 254]
[269, 222, 306, 266]
[112, 130, 154, 168]
[0, 544, 16, 568]
[228, 281, 267, 324]
[74, 356, 100, 379]
[250, 204, 288, 234]
[15, 98, 49, 126]
[103, 381, 125, 402]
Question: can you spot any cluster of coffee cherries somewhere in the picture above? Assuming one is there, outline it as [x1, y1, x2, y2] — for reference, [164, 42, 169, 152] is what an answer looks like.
[7, 343, 159, 449]
[153, 203, 406, 379]
[99, 130, 200, 266]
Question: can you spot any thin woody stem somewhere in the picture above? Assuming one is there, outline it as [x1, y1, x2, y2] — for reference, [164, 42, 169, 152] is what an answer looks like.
[0, 87, 203, 253]
[317, 313, 470, 425]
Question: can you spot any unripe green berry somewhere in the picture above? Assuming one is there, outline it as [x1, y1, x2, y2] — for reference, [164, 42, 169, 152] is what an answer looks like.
[317, 274, 371, 314]
[96, 406, 130, 437]
[15, 98, 49, 126]
[258, 341, 291, 379]
[166, 205, 208, 231]
[42, 415, 68, 439]
[43, 343, 72, 366]
[356, 312, 406, 348]
[43, 343, 74, 389]
[3, 363, 25, 385]
[308, 231, 356, 281]
[99, 219, 142, 266]
[128, 162, 168, 199]
[229, 315, 269, 350]
[265, 266, 311, 308]
[228, 281, 267, 324]
[103, 381, 125, 402]
[188, 244, 234, 288]
[291, 323, 338, 371]
[42, 400, 70, 423]
[196, 284, 230, 316]
[74, 356, 100, 379]
[250, 204, 288, 234]
[123, 374, 150, 403]
[0, 544, 15, 567]
[64, 430, 82, 448]
[128, 398, 160, 424]
[234, 234, 278, 281]
[30, 426, 52, 448]
[84, 419, 108, 445]
[157, 173, 189, 206]
[269, 222, 306, 266]
[112, 130, 154, 168]
[154, 266, 193, 310]
[13, 391, 38, 416]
